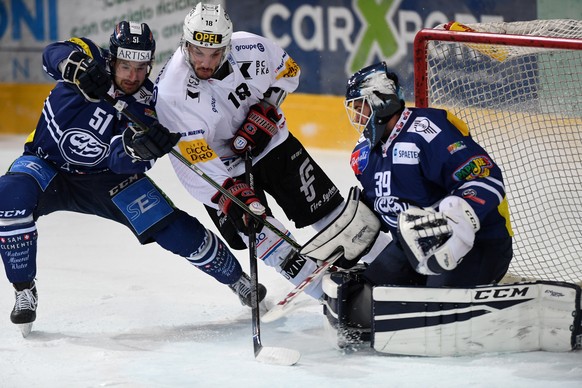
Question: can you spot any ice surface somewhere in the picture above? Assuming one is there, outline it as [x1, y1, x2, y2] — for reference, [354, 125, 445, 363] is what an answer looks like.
[1, 135, 581, 388]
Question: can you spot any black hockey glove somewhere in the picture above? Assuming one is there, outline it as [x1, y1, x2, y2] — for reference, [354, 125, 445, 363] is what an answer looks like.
[230, 102, 281, 157]
[61, 51, 111, 103]
[122, 122, 181, 161]
[211, 178, 266, 235]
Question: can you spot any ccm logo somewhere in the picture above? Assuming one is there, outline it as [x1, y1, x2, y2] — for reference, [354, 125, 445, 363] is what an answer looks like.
[474, 286, 529, 300]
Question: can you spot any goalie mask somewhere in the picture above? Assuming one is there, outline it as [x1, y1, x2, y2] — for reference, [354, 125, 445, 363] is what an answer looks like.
[345, 62, 405, 148]
[109, 21, 156, 75]
[181, 3, 233, 74]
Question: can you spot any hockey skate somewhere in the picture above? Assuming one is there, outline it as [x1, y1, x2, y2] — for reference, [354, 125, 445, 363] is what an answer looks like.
[228, 272, 267, 307]
[10, 281, 38, 338]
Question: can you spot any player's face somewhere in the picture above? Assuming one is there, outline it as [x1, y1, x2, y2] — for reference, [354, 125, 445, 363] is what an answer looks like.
[186, 44, 225, 79]
[113, 59, 149, 95]
[345, 98, 372, 134]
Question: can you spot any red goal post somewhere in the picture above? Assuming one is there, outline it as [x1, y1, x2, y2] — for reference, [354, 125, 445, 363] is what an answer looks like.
[413, 20, 582, 284]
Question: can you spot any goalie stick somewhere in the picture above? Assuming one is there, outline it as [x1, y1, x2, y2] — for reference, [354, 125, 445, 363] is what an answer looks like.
[261, 251, 343, 323]
[244, 152, 300, 366]
[105, 95, 299, 365]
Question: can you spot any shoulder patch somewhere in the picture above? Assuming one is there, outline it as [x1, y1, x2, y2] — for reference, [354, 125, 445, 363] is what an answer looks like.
[453, 155, 493, 181]
[276, 56, 300, 79]
[350, 139, 371, 175]
[408, 117, 441, 143]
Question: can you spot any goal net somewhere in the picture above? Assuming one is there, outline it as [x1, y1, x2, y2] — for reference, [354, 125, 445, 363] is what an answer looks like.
[413, 19, 582, 284]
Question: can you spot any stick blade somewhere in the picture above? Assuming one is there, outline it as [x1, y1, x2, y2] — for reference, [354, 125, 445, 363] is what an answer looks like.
[261, 298, 310, 323]
[256, 346, 301, 366]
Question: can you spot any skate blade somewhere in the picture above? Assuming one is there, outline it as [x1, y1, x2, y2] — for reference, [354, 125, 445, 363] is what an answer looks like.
[17, 322, 33, 338]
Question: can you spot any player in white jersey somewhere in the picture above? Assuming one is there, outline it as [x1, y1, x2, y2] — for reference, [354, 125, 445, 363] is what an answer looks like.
[154, 3, 389, 299]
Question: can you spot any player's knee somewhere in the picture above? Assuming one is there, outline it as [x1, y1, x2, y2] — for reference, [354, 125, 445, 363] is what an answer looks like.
[152, 211, 207, 257]
[0, 173, 40, 215]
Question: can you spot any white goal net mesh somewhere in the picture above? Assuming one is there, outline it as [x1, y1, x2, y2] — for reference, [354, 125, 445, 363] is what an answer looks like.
[415, 19, 582, 283]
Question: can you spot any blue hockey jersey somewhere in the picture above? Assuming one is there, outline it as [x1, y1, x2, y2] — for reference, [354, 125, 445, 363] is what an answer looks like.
[23, 37, 157, 175]
[351, 108, 513, 241]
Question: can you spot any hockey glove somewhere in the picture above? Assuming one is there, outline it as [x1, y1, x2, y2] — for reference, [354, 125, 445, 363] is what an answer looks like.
[230, 102, 281, 157]
[122, 122, 181, 161]
[397, 197, 480, 275]
[61, 51, 111, 103]
[211, 178, 266, 235]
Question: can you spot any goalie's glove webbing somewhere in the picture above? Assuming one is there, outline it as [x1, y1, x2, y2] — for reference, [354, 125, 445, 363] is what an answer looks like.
[398, 196, 480, 275]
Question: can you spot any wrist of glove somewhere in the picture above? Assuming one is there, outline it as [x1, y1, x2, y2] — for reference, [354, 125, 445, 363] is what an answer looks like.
[122, 122, 181, 161]
[61, 51, 111, 103]
[230, 101, 281, 157]
[397, 197, 480, 275]
[211, 178, 266, 235]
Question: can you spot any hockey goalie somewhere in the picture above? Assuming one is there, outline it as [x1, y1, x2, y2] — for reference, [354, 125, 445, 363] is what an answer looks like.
[313, 186, 581, 356]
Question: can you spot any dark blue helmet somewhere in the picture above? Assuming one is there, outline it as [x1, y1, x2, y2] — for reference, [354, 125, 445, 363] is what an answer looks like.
[109, 21, 156, 64]
[345, 62, 404, 148]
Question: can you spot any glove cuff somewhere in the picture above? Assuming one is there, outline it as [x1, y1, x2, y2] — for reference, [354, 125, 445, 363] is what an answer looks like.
[439, 196, 480, 232]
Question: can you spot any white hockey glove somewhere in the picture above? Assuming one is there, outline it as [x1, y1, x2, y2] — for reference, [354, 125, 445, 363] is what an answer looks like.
[397, 196, 480, 275]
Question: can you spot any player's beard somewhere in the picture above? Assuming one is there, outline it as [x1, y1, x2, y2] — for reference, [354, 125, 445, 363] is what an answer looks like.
[116, 78, 142, 95]
[194, 64, 215, 80]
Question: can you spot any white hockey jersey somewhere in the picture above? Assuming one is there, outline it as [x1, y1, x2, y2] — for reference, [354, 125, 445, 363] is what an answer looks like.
[154, 31, 301, 208]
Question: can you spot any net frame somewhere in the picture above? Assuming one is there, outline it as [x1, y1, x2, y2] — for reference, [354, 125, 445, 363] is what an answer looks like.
[413, 20, 582, 283]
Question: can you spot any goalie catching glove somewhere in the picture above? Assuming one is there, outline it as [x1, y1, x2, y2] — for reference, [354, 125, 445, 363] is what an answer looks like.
[230, 101, 281, 157]
[397, 196, 480, 275]
[211, 178, 266, 235]
[122, 122, 181, 161]
[61, 51, 111, 103]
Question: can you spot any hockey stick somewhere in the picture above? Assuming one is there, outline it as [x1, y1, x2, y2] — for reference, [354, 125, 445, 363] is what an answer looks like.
[102, 95, 299, 250]
[261, 251, 343, 323]
[105, 95, 300, 365]
[244, 152, 300, 366]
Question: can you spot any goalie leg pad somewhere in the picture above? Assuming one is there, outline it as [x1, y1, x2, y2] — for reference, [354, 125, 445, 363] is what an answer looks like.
[301, 187, 380, 267]
[371, 281, 581, 356]
[322, 266, 373, 349]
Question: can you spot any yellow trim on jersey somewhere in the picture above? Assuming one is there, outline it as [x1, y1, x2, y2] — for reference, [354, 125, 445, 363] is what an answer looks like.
[178, 139, 217, 164]
[446, 111, 470, 136]
[498, 197, 514, 237]
[25, 129, 36, 144]
[68, 37, 93, 58]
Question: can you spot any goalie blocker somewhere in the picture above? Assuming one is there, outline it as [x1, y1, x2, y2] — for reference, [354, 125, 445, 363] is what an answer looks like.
[322, 267, 582, 356]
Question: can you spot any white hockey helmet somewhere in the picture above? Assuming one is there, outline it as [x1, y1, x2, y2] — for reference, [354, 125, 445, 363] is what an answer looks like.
[182, 3, 233, 69]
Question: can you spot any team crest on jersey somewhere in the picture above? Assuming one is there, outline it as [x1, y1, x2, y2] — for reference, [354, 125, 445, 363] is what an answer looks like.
[453, 155, 493, 181]
[409, 117, 441, 143]
[350, 139, 371, 175]
[178, 139, 217, 164]
[60, 129, 108, 166]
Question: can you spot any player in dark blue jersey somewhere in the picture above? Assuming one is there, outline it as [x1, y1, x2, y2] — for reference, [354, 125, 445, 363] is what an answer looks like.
[0, 21, 265, 336]
[344, 62, 513, 288]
